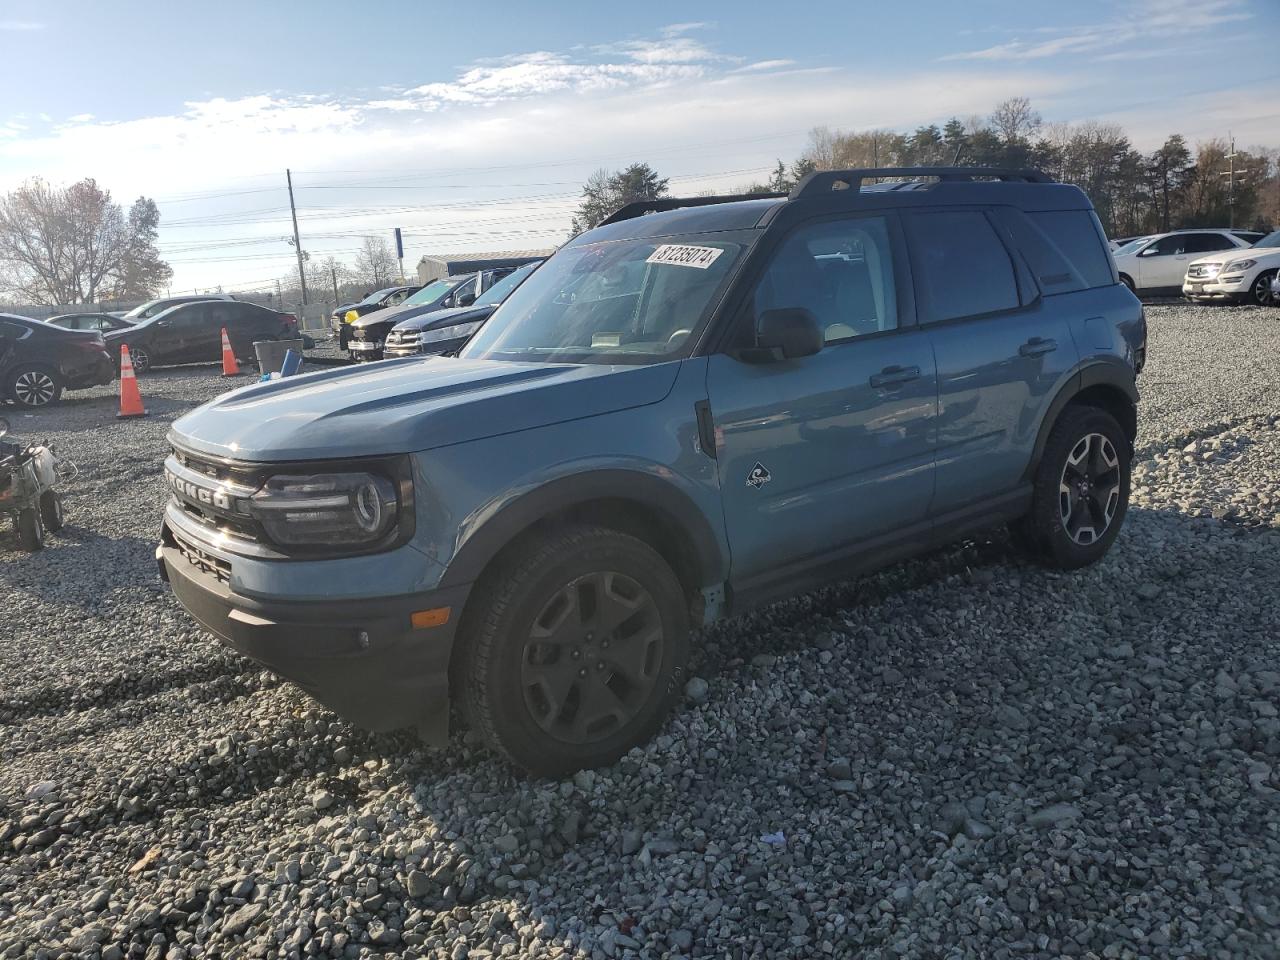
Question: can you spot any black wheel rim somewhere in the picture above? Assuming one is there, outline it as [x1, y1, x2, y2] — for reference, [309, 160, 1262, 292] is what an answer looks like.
[13, 371, 55, 406]
[521, 570, 664, 745]
[1254, 275, 1272, 306]
[132, 348, 149, 371]
[1059, 432, 1121, 546]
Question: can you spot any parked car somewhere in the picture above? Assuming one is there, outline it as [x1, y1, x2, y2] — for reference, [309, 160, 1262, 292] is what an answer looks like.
[1183, 229, 1280, 305]
[346, 273, 496, 362]
[329, 285, 421, 349]
[0, 313, 115, 408]
[123, 294, 234, 322]
[1112, 229, 1260, 295]
[105, 299, 299, 373]
[159, 166, 1145, 775]
[383, 261, 542, 360]
[46, 312, 135, 333]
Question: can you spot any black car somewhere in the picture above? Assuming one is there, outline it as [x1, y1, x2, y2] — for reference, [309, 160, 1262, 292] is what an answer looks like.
[383, 261, 541, 359]
[104, 300, 299, 374]
[46, 312, 135, 333]
[330, 285, 421, 348]
[347, 272, 516, 362]
[123, 295, 234, 322]
[0, 314, 115, 408]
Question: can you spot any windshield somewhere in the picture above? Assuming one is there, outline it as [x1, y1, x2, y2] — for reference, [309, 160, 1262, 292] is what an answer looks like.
[1113, 237, 1150, 257]
[357, 287, 398, 305]
[124, 299, 169, 319]
[460, 235, 745, 364]
[402, 278, 460, 306]
[1252, 231, 1280, 249]
[475, 262, 540, 307]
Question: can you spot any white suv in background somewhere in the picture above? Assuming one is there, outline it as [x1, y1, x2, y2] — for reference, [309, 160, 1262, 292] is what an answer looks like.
[1184, 229, 1280, 306]
[1112, 229, 1262, 295]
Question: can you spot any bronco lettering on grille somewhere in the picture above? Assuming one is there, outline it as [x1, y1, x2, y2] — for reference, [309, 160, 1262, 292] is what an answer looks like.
[166, 468, 238, 513]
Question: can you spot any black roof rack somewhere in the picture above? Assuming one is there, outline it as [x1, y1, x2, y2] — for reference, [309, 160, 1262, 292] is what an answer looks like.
[789, 167, 1054, 199]
[599, 192, 785, 226]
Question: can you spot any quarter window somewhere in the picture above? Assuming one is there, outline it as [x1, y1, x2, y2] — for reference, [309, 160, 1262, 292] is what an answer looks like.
[1027, 210, 1114, 288]
[754, 216, 899, 343]
[910, 210, 1019, 323]
[1182, 233, 1236, 254]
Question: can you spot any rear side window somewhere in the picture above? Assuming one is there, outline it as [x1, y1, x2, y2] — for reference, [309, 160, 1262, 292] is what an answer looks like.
[908, 211, 1019, 324]
[1027, 211, 1114, 289]
[1182, 233, 1235, 254]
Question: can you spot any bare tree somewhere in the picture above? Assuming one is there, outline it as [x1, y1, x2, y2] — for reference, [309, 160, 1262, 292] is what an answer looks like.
[990, 97, 1042, 145]
[353, 236, 397, 288]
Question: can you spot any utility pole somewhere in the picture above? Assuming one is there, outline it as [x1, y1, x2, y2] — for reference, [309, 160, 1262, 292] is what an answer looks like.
[1226, 136, 1236, 229]
[331, 265, 339, 305]
[286, 168, 308, 305]
[275, 278, 283, 306]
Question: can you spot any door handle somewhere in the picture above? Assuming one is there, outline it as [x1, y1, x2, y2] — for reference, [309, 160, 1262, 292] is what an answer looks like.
[869, 364, 921, 388]
[1019, 337, 1058, 358]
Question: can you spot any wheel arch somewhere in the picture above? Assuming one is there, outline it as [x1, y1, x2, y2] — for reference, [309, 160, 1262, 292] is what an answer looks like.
[439, 469, 727, 617]
[1025, 364, 1138, 480]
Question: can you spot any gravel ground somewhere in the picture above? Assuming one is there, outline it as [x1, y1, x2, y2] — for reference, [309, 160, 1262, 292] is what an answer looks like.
[1, 303, 1279, 960]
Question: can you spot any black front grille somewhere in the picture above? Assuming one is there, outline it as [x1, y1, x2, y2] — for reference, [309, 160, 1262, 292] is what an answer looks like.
[171, 528, 232, 584]
[167, 447, 266, 546]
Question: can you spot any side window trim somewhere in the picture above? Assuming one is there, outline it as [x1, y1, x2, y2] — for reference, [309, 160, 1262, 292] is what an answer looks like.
[904, 207, 1029, 328]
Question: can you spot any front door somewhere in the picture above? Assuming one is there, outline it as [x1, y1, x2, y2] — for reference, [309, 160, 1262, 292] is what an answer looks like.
[707, 213, 938, 592]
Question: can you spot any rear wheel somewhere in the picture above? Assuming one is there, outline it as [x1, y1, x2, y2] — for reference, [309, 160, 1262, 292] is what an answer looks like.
[1119, 274, 1135, 293]
[16, 507, 44, 551]
[39, 490, 64, 532]
[6, 366, 62, 408]
[128, 345, 151, 374]
[1013, 406, 1130, 570]
[460, 525, 689, 776]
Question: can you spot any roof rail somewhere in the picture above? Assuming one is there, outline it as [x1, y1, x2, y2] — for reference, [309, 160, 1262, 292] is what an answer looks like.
[599, 192, 786, 226]
[789, 167, 1054, 199]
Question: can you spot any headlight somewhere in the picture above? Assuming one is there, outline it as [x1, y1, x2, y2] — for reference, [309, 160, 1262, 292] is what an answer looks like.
[344, 310, 360, 323]
[249, 471, 400, 546]
[1221, 259, 1255, 276]
[420, 321, 482, 346]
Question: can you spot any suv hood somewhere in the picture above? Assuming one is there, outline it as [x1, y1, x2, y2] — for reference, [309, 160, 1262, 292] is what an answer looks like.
[352, 297, 455, 329]
[170, 357, 681, 461]
[390, 304, 493, 333]
[1188, 245, 1280, 268]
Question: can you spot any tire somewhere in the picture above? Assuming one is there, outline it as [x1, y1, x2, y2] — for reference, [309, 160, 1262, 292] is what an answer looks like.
[1249, 269, 1276, 307]
[1013, 406, 1130, 570]
[460, 525, 690, 777]
[16, 507, 44, 551]
[5, 366, 63, 408]
[1118, 274, 1135, 293]
[39, 490, 64, 532]
[128, 345, 152, 375]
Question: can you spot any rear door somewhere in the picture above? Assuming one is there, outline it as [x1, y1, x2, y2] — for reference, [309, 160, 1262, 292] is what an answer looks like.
[707, 212, 938, 588]
[203, 303, 237, 360]
[906, 207, 1080, 516]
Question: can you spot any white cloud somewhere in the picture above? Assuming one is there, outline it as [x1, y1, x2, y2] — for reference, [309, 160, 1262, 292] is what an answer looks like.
[0, 20, 43, 30]
[66, 113, 95, 123]
[733, 59, 797, 72]
[942, 0, 1251, 61]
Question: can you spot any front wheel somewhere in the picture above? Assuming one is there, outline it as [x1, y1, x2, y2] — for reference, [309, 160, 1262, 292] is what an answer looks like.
[460, 525, 689, 777]
[1249, 270, 1276, 306]
[39, 490, 64, 532]
[128, 345, 152, 374]
[16, 507, 44, 551]
[1012, 406, 1130, 570]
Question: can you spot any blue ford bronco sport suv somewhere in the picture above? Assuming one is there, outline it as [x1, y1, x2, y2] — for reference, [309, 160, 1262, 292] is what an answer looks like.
[158, 167, 1145, 776]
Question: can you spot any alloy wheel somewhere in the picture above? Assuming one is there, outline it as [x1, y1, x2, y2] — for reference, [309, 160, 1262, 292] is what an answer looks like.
[1253, 274, 1274, 306]
[1059, 432, 1121, 545]
[131, 347, 151, 373]
[521, 570, 664, 745]
[13, 370, 56, 406]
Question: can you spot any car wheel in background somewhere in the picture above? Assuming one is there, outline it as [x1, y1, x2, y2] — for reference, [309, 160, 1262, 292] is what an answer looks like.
[1012, 406, 1130, 570]
[1250, 270, 1276, 306]
[6, 366, 63, 408]
[1119, 274, 1134, 293]
[459, 524, 690, 777]
[128, 345, 152, 374]
[39, 490, 65, 533]
[16, 507, 44, 551]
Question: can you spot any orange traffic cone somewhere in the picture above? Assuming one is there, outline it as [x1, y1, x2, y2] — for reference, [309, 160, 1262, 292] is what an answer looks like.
[220, 328, 240, 377]
[117, 344, 147, 418]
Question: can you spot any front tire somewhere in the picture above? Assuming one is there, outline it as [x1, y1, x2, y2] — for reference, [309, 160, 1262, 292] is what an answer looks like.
[6, 366, 62, 408]
[128, 345, 152, 374]
[16, 507, 44, 551]
[1014, 406, 1130, 570]
[39, 490, 64, 532]
[1249, 270, 1276, 306]
[460, 525, 690, 777]
[1119, 274, 1135, 293]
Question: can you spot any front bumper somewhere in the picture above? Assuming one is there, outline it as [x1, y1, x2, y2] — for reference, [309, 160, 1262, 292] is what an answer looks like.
[157, 524, 468, 736]
[347, 340, 384, 361]
[1183, 276, 1250, 300]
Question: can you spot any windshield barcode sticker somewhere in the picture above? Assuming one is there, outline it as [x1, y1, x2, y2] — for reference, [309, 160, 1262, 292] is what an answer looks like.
[647, 244, 724, 269]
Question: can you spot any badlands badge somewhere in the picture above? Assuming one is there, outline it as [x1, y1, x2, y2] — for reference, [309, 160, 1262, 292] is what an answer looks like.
[746, 462, 772, 489]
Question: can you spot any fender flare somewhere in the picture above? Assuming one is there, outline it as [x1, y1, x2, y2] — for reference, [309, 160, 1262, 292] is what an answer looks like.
[1025, 361, 1138, 480]
[438, 468, 727, 591]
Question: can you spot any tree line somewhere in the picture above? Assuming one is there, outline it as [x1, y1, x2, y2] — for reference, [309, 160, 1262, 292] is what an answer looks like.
[572, 97, 1280, 238]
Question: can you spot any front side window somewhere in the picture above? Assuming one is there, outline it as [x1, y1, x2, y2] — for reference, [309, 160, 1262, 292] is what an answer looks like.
[1145, 235, 1185, 256]
[754, 216, 898, 343]
[461, 234, 747, 364]
[909, 210, 1018, 323]
[475, 262, 539, 307]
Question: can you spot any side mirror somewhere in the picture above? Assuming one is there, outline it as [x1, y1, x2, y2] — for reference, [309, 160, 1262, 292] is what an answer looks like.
[456, 292, 476, 307]
[1138, 246, 1158, 257]
[739, 308, 823, 363]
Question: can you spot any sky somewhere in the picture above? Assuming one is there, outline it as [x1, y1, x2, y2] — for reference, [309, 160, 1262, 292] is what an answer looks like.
[1, 0, 1277, 295]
